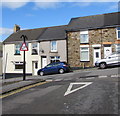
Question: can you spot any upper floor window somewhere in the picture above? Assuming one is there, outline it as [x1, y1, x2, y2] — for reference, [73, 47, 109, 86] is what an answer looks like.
[51, 41, 57, 52]
[15, 44, 21, 55]
[117, 27, 120, 40]
[80, 31, 89, 43]
[32, 43, 38, 55]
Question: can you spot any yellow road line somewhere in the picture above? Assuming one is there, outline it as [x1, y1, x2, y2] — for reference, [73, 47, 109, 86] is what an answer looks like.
[0, 81, 50, 99]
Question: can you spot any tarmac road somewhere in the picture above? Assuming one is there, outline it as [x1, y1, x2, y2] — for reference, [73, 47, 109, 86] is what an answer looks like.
[2, 67, 120, 115]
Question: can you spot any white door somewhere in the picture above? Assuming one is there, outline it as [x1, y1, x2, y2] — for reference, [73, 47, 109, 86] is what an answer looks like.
[93, 48, 101, 65]
[104, 47, 112, 58]
[33, 61, 38, 75]
[41, 56, 47, 68]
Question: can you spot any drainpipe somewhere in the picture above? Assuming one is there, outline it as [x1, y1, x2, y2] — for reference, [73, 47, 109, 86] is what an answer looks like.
[3, 52, 8, 82]
[65, 30, 69, 64]
[101, 29, 103, 59]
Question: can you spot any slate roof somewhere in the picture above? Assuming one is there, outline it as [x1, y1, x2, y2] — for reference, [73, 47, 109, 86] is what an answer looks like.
[3, 12, 120, 43]
[3, 25, 67, 43]
[67, 12, 120, 31]
[38, 25, 67, 41]
[3, 28, 47, 43]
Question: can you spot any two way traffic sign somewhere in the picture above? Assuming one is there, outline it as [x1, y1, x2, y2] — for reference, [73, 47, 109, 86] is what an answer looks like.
[20, 43, 28, 51]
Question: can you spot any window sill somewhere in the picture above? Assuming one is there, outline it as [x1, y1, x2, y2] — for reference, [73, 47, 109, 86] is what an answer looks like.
[14, 54, 21, 55]
[80, 61, 90, 62]
[80, 43, 89, 44]
[31, 53, 38, 55]
[50, 51, 58, 53]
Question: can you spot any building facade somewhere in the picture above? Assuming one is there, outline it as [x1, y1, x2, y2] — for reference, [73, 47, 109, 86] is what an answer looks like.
[67, 12, 120, 68]
[3, 12, 120, 77]
[3, 25, 67, 76]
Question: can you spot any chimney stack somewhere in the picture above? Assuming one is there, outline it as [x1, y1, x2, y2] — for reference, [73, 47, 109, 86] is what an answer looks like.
[14, 24, 20, 32]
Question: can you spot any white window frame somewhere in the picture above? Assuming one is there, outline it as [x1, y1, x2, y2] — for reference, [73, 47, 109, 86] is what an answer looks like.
[31, 42, 38, 55]
[51, 41, 57, 52]
[14, 61, 23, 70]
[50, 56, 60, 63]
[116, 27, 120, 40]
[80, 31, 89, 43]
[80, 46, 89, 61]
[14, 43, 21, 55]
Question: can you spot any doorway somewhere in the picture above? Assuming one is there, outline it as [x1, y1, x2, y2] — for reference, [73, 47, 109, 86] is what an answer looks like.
[93, 48, 101, 65]
[32, 61, 38, 75]
[41, 56, 47, 68]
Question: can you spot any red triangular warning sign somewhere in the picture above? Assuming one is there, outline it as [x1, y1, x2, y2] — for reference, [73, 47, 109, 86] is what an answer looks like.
[20, 43, 28, 51]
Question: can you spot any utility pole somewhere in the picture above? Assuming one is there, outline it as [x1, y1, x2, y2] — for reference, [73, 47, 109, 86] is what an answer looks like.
[20, 35, 28, 81]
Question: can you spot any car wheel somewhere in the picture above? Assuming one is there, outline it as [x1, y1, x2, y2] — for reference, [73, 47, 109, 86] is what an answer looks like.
[99, 63, 106, 69]
[39, 71, 44, 76]
[59, 69, 64, 74]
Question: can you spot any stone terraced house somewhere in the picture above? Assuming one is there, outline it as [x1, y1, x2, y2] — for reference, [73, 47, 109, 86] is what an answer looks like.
[66, 12, 120, 68]
[3, 12, 120, 77]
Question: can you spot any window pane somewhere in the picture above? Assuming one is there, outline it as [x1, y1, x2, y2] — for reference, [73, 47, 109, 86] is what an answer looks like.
[32, 43, 37, 48]
[117, 27, 120, 30]
[15, 65, 23, 69]
[32, 43, 38, 54]
[80, 34, 88, 43]
[35, 62, 38, 69]
[51, 41, 57, 51]
[50, 56, 60, 63]
[81, 51, 89, 61]
[118, 31, 120, 39]
[81, 47, 88, 50]
[96, 52, 99, 58]
[116, 45, 120, 51]
[15, 44, 21, 55]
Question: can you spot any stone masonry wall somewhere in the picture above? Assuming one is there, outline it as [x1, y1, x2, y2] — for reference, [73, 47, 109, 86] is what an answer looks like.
[67, 27, 117, 68]
[67, 32, 80, 67]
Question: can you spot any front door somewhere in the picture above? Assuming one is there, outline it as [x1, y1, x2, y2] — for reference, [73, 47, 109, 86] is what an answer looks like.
[104, 46, 112, 58]
[32, 61, 38, 75]
[93, 48, 101, 66]
[41, 56, 47, 68]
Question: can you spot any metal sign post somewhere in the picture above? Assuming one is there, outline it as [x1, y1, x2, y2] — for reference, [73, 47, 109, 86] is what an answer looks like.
[20, 35, 28, 81]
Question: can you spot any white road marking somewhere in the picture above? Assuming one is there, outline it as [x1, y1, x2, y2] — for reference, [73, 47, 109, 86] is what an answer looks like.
[86, 77, 95, 79]
[98, 76, 107, 78]
[111, 75, 119, 78]
[54, 79, 62, 81]
[64, 82, 93, 96]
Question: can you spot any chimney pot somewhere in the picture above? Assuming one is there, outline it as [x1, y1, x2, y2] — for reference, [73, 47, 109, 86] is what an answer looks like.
[14, 24, 20, 32]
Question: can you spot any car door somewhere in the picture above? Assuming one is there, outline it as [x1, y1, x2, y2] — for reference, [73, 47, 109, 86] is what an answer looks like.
[43, 64, 53, 74]
[115, 53, 120, 65]
[51, 63, 58, 74]
[106, 53, 117, 66]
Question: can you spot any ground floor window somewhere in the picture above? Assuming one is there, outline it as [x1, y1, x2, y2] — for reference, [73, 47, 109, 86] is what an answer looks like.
[50, 56, 60, 63]
[80, 47, 89, 61]
[14, 62, 24, 69]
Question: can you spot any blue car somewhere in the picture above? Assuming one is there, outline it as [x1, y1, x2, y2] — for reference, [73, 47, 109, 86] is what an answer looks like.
[37, 62, 71, 76]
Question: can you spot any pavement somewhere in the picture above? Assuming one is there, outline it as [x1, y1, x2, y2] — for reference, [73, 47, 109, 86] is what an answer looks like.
[0, 75, 46, 94]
